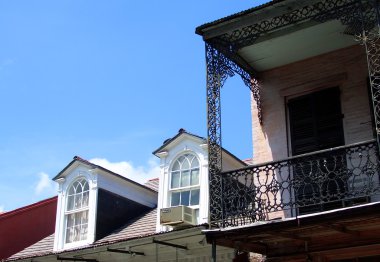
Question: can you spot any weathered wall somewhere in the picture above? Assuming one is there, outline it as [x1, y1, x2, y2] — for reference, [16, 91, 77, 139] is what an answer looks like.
[251, 44, 373, 164]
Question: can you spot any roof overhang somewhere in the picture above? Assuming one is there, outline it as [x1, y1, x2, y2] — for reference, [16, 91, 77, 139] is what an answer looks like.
[196, 0, 370, 73]
[8, 226, 235, 262]
[237, 19, 357, 71]
[203, 202, 380, 261]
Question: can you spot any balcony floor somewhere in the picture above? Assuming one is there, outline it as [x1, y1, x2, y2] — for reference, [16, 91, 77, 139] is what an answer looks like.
[204, 202, 380, 262]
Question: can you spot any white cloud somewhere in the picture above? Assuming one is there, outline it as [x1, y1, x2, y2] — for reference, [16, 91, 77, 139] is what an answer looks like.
[35, 172, 57, 195]
[89, 157, 160, 184]
[0, 205, 4, 213]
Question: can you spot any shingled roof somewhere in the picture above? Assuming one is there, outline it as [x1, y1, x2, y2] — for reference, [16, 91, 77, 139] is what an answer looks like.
[7, 209, 157, 261]
[144, 178, 159, 192]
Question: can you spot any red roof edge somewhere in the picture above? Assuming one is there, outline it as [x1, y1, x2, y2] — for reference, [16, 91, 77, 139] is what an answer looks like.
[0, 196, 57, 220]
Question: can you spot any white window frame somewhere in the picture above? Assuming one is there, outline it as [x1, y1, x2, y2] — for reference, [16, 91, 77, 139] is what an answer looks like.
[64, 177, 90, 248]
[169, 153, 200, 211]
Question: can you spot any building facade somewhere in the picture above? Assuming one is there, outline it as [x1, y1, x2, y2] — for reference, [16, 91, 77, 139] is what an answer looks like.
[196, 0, 380, 261]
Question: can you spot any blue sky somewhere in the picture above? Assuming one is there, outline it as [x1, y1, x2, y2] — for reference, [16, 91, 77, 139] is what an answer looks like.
[0, 1, 268, 211]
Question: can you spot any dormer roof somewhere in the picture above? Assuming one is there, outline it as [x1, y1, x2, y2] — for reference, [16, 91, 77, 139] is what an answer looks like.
[152, 128, 205, 155]
[53, 156, 156, 193]
[153, 128, 247, 167]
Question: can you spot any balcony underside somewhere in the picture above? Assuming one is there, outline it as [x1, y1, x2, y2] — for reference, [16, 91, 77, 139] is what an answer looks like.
[239, 20, 357, 71]
[205, 202, 380, 261]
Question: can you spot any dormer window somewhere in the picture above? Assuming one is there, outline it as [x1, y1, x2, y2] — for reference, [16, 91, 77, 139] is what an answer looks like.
[170, 154, 200, 207]
[54, 156, 157, 251]
[65, 178, 89, 244]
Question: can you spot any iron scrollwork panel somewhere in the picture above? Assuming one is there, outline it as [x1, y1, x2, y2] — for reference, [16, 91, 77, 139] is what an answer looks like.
[206, 43, 223, 226]
[206, 43, 261, 227]
[357, 0, 380, 150]
[220, 141, 380, 227]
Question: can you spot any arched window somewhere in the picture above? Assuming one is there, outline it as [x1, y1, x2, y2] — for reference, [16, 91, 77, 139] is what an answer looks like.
[170, 153, 200, 207]
[65, 178, 89, 244]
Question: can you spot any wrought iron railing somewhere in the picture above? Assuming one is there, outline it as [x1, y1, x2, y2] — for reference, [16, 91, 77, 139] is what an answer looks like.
[216, 140, 380, 227]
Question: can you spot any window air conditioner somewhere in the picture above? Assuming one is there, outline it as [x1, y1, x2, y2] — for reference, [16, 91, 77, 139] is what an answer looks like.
[160, 205, 197, 227]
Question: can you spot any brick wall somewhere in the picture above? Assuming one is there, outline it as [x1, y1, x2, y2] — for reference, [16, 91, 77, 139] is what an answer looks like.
[251, 44, 373, 164]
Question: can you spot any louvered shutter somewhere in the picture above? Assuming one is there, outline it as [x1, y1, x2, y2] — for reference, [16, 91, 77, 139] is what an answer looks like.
[289, 87, 344, 155]
[288, 87, 345, 214]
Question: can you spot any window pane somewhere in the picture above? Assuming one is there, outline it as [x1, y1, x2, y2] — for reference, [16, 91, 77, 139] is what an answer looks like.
[65, 211, 88, 243]
[67, 213, 75, 227]
[83, 181, 89, 192]
[182, 157, 190, 170]
[180, 191, 190, 206]
[171, 192, 180, 206]
[191, 157, 199, 168]
[66, 214, 76, 243]
[172, 160, 180, 171]
[81, 210, 88, 224]
[74, 194, 82, 209]
[68, 185, 75, 195]
[181, 170, 190, 187]
[82, 191, 89, 207]
[66, 227, 74, 243]
[80, 224, 88, 241]
[190, 169, 199, 186]
[74, 212, 82, 225]
[67, 195, 75, 211]
[171, 171, 180, 189]
[190, 189, 200, 205]
[73, 181, 80, 193]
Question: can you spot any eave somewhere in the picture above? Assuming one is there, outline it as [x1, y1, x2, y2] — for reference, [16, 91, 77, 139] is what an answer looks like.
[203, 202, 380, 261]
[196, 0, 369, 73]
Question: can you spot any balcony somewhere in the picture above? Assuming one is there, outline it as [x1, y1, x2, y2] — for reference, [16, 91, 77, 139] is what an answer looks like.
[215, 140, 380, 227]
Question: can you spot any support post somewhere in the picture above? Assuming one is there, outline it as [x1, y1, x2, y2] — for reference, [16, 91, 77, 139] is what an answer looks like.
[206, 43, 224, 228]
[359, 0, 380, 153]
[212, 239, 217, 262]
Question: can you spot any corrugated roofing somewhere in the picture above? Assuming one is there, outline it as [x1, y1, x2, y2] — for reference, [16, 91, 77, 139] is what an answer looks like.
[195, 0, 285, 35]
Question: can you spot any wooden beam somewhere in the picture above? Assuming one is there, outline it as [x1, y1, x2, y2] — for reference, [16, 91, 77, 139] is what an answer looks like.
[152, 239, 187, 250]
[267, 232, 310, 242]
[56, 256, 97, 262]
[106, 248, 144, 256]
[214, 238, 268, 254]
[267, 236, 380, 259]
[321, 223, 360, 236]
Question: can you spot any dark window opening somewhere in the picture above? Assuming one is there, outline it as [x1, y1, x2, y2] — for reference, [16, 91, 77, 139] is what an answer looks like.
[288, 87, 346, 214]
